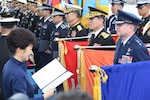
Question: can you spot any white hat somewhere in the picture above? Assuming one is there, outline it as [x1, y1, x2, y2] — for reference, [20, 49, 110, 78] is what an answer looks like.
[51, 8, 65, 16]
[0, 17, 20, 23]
[137, 0, 149, 4]
[65, 3, 82, 13]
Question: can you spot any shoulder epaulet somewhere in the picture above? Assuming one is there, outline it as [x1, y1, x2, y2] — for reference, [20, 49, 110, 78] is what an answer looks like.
[147, 28, 150, 36]
[61, 24, 67, 29]
[48, 18, 53, 22]
[99, 32, 110, 39]
[135, 39, 142, 45]
[77, 25, 83, 32]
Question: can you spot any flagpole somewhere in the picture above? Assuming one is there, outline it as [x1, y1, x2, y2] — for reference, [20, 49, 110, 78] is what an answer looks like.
[54, 36, 90, 41]
[74, 45, 116, 50]
[74, 44, 150, 50]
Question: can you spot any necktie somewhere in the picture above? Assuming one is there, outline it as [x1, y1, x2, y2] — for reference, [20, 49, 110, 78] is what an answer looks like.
[88, 34, 95, 46]
[119, 42, 123, 51]
[91, 34, 95, 40]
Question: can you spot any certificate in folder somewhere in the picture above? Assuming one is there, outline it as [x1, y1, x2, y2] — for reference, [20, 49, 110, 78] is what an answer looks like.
[32, 59, 73, 93]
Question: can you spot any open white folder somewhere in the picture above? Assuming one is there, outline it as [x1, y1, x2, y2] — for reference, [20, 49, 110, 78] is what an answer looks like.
[32, 59, 73, 93]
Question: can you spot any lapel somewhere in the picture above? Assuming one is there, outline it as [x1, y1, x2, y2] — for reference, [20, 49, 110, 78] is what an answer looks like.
[120, 35, 135, 55]
[114, 35, 135, 64]
[95, 28, 104, 39]
[114, 38, 122, 63]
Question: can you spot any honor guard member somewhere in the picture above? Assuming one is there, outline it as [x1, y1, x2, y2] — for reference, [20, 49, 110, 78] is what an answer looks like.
[51, 8, 68, 59]
[12, 1, 20, 19]
[16, 2, 24, 26]
[65, 3, 88, 39]
[35, 5, 44, 38]
[114, 10, 150, 64]
[34, 5, 44, 71]
[136, 0, 150, 43]
[20, 3, 29, 29]
[106, 0, 126, 34]
[28, 1, 39, 33]
[0, 11, 20, 100]
[87, 6, 115, 46]
[38, 4, 55, 67]
[51, 8, 68, 92]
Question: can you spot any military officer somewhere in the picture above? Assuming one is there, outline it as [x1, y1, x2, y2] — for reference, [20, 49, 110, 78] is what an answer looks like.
[28, 1, 39, 33]
[136, 0, 150, 43]
[50, 8, 68, 92]
[51, 8, 68, 59]
[32, 6, 44, 71]
[87, 6, 115, 46]
[38, 4, 55, 67]
[0, 11, 20, 100]
[35, 6, 44, 38]
[20, 3, 29, 29]
[114, 10, 150, 64]
[65, 3, 88, 39]
[106, 0, 126, 34]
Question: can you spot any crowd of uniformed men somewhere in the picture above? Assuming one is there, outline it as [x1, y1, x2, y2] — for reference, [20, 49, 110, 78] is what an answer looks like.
[0, 0, 150, 99]
[0, 0, 150, 69]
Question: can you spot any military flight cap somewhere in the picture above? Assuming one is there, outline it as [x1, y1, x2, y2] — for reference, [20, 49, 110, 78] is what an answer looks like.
[42, 3, 53, 10]
[116, 10, 142, 25]
[51, 8, 65, 16]
[111, 0, 126, 4]
[87, 6, 108, 19]
[136, 0, 149, 9]
[0, 11, 20, 28]
[65, 3, 82, 13]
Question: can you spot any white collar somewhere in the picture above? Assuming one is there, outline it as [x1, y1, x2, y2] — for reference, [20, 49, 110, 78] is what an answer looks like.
[1, 34, 8, 36]
[122, 35, 133, 46]
[44, 16, 51, 22]
[56, 21, 63, 28]
[40, 17, 43, 20]
[94, 27, 104, 38]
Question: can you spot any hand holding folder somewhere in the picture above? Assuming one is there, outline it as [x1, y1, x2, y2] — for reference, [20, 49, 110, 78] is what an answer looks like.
[32, 59, 73, 93]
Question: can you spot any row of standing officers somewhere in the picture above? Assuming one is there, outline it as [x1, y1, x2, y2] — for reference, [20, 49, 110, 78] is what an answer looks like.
[5, 0, 149, 68]
[0, 0, 150, 99]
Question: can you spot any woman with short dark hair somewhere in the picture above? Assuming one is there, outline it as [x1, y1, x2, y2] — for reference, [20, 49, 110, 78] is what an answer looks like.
[2, 28, 55, 100]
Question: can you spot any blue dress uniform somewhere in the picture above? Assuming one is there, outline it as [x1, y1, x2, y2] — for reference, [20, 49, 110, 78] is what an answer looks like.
[50, 8, 68, 59]
[39, 4, 55, 67]
[0, 35, 10, 100]
[0, 12, 20, 100]
[28, 13, 39, 33]
[20, 11, 30, 29]
[2, 57, 44, 100]
[106, 0, 126, 34]
[136, 1, 150, 43]
[114, 10, 150, 64]
[50, 22, 68, 57]
[39, 17, 55, 67]
[87, 6, 115, 46]
[50, 8, 68, 93]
